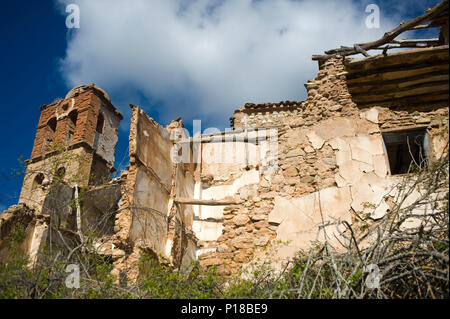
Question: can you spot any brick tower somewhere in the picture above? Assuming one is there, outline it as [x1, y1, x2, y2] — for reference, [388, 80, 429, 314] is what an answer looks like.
[19, 84, 123, 211]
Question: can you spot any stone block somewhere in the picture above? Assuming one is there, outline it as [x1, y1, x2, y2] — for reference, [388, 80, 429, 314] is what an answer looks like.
[307, 130, 325, 149]
[232, 214, 250, 226]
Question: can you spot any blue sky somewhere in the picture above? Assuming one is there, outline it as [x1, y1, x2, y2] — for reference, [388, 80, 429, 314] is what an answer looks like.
[0, 0, 441, 211]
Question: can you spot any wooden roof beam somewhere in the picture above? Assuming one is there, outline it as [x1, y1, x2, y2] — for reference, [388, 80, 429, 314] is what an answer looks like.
[391, 38, 440, 44]
[313, 0, 448, 60]
[412, 23, 441, 30]
[174, 197, 243, 206]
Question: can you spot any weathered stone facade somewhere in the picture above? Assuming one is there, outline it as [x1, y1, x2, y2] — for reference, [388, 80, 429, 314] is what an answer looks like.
[1, 5, 448, 281]
[195, 56, 449, 274]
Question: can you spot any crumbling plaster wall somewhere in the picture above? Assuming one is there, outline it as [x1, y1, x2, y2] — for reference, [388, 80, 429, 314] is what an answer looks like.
[194, 168, 260, 256]
[112, 106, 197, 280]
[192, 128, 278, 258]
[173, 162, 197, 268]
[198, 56, 449, 274]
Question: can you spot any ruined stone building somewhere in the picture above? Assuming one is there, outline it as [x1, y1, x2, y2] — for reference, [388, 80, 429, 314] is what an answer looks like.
[1, 1, 448, 280]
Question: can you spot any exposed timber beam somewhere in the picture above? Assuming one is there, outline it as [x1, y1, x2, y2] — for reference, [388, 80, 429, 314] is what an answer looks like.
[354, 91, 448, 107]
[349, 80, 449, 98]
[344, 45, 448, 70]
[346, 70, 449, 89]
[391, 38, 440, 44]
[346, 61, 449, 81]
[174, 197, 242, 206]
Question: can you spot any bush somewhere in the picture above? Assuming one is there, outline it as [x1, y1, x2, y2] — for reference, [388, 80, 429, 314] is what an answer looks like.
[1, 154, 447, 299]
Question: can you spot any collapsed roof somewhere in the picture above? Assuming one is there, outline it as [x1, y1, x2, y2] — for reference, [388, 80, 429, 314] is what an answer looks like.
[313, 0, 449, 111]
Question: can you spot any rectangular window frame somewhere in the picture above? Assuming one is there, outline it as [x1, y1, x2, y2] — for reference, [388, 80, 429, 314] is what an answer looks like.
[381, 125, 430, 176]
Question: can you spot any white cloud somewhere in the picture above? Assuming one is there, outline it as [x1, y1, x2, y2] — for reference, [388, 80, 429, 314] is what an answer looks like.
[57, 0, 398, 128]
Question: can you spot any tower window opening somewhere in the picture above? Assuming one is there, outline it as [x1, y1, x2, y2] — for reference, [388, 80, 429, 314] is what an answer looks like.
[56, 167, 66, 182]
[47, 117, 57, 132]
[67, 110, 78, 145]
[69, 110, 78, 127]
[32, 173, 45, 189]
[67, 130, 74, 144]
[96, 113, 105, 134]
[44, 117, 57, 152]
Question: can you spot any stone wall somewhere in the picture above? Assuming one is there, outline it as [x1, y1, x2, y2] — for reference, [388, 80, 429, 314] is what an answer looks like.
[0, 204, 36, 262]
[189, 128, 277, 260]
[231, 102, 302, 129]
[199, 56, 449, 274]
[0, 204, 50, 266]
[19, 147, 94, 210]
